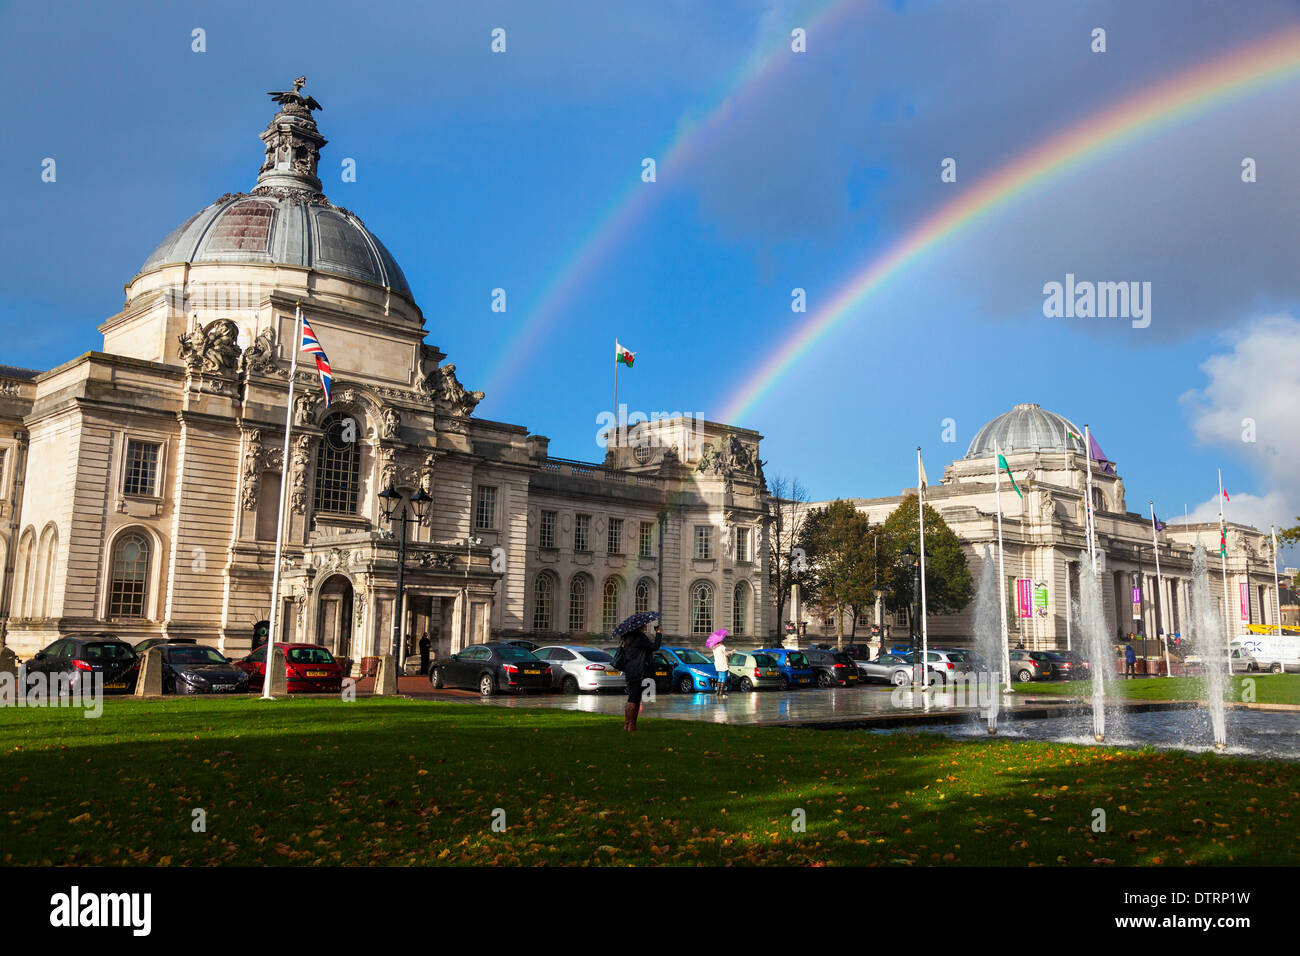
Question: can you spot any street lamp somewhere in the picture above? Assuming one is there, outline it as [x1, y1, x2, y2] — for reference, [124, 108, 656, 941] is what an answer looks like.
[379, 482, 431, 666]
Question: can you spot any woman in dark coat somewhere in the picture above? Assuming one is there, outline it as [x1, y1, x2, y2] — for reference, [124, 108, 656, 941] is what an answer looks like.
[618, 624, 662, 732]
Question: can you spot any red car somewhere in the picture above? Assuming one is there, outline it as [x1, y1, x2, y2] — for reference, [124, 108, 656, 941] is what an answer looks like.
[235, 643, 344, 693]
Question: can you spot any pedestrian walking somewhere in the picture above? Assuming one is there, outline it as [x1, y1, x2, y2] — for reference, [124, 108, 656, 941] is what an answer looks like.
[1125, 642, 1137, 679]
[612, 611, 662, 732]
[418, 631, 431, 675]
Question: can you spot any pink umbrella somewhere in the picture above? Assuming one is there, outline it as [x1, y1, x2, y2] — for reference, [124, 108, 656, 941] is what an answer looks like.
[705, 628, 730, 649]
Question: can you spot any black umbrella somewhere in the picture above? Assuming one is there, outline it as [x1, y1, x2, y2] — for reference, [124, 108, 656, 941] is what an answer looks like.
[612, 611, 661, 638]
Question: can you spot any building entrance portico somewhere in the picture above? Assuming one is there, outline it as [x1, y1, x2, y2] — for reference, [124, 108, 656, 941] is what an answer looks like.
[316, 574, 354, 659]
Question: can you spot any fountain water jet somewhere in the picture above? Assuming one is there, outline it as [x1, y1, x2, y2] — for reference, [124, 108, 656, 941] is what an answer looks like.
[1076, 550, 1111, 742]
[1189, 546, 1229, 750]
[974, 544, 1002, 733]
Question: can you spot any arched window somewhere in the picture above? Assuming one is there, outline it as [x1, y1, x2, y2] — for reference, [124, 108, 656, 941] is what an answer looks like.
[313, 412, 360, 515]
[532, 573, 554, 631]
[36, 525, 58, 619]
[602, 578, 621, 632]
[635, 578, 652, 614]
[691, 581, 714, 635]
[568, 576, 588, 633]
[732, 582, 748, 636]
[108, 532, 151, 619]
[15, 528, 35, 617]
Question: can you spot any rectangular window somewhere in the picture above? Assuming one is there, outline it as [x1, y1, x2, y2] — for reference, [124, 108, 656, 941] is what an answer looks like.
[694, 525, 714, 560]
[607, 517, 623, 555]
[639, 521, 654, 558]
[475, 486, 497, 530]
[123, 440, 161, 497]
[0, 448, 6, 492]
[735, 526, 749, 562]
[539, 510, 557, 549]
[575, 514, 591, 552]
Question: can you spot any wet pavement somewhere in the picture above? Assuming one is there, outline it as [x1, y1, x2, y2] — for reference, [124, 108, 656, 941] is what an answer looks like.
[363, 674, 1086, 728]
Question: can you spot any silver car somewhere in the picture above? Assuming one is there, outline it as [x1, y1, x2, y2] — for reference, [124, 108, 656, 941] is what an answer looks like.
[860, 653, 933, 686]
[532, 645, 627, 694]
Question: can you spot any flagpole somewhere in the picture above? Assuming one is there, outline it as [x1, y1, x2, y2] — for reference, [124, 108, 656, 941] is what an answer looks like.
[1083, 425, 1098, 569]
[1219, 469, 1231, 639]
[1150, 501, 1170, 677]
[994, 440, 1010, 692]
[916, 447, 929, 689]
[613, 340, 619, 448]
[263, 303, 301, 701]
[1272, 525, 1283, 640]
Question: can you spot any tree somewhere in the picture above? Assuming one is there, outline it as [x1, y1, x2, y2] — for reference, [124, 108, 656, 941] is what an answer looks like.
[767, 475, 811, 638]
[880, 494, 973, 633]
[797, 499, 876, 650]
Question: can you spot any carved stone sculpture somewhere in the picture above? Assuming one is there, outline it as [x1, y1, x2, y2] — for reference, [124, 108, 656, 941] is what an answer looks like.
[177, 318, 241, 375]
[290, 434, 313, 514]
[382, 406, 401, 439]
[240, 327, 278, 376]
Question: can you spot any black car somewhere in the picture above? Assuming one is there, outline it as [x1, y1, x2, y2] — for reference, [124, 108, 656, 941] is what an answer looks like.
[1043, 649, 1090, 680]
[802, 648, 860, 687]
[158, 643, 250, 695]
[429, 642, 554, 696]
[133, 637, 198, 654]
[603, 646, 674, 693]
[23, 636, 140, 694]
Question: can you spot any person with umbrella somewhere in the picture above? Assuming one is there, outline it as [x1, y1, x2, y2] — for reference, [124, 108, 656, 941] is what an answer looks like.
[707, 628, 730, 697]
[612, 611, 661, 732]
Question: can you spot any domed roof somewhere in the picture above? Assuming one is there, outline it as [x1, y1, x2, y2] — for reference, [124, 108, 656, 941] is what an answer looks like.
[965, 403, 1085, 459]
[138, 194, 411, 299]
[134, 77, 411, 300]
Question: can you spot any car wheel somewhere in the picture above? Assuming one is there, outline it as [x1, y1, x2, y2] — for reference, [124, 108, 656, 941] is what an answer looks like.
[479, 673, 495, 697]
[816, 671, 832, 688]
[739, 677, 754, 692]
[781, 675, 791, 690]
[430, 667, 444, 689]
[890, 669, 908, 686]
[1270, 662, 1283, 674]
[562, 675, 579, 695]
[1016, 668, 1033, 683]
[677, 675, 695, 694]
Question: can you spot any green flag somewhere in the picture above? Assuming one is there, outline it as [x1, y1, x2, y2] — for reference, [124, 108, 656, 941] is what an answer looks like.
[997, 453, 1023, 499]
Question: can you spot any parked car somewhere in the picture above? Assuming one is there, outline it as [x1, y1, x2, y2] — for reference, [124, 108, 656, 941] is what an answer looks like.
[23, 635, 140, 695]
[602, 647, 675, 693]
[235, 642, 344, 693]
[926, 649, 974, 682]
[1044, 649, 1090, 680]
[1008, 648, 1053, 682]
[506, 639, 539, 652]
[158, 643, 250, 695]
[802, 648, 860, 687]
[726, 651, 785, 692]
[658, 646, 722, 694]
[812, 642, 874, 678]
[429, 642, 553, 696]
[752, 648, 816, 689]
[133, 637, 197, 654]
[860, 653, 923, 686]
[533, 645, 625, 694]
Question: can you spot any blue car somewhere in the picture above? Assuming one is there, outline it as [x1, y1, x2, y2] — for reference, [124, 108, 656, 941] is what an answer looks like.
[753, 647, 816, 689]
[661, 646, 723, 694]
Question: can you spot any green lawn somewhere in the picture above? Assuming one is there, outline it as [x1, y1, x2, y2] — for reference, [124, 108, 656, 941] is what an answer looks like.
[1013, 674, 1300, 705]
[2, 696, 1296, 866]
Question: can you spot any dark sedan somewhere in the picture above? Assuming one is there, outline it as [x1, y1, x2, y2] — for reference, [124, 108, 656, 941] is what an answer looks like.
[133, 637, 197, 654]
[23, 636, 140, 694]
[430, 642, 554, 696]
[158, 643, 250, 694]
[802, 648, 860, 687]
[1044, 649, 1090, 680]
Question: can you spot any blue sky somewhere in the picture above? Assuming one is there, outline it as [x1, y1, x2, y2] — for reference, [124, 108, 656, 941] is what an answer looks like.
[3, 0, 1300, 546]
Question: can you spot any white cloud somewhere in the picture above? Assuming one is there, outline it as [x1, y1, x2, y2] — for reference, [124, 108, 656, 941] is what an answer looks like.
[1179, 314, 1300, 532]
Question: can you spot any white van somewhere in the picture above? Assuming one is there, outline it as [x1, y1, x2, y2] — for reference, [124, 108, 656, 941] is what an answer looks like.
[1229, 635, 1300, 674]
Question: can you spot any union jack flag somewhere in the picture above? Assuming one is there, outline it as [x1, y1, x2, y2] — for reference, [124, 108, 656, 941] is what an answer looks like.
[300, 317, 332, 407]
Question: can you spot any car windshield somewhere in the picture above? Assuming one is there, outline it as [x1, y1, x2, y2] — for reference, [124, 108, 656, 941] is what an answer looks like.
[675, 649, 711, 665]
[496, 645, 538, 661]
[753, 653, 778, 667]
[1046, 652, 1068, 660]
[168, 647, 228, 665]
[287, 647, 335, 664]
[945, 651, 971, 661]
[787, 653, 808, 667]
[83, 642, 135, 661]
[581, 650, 614, 663]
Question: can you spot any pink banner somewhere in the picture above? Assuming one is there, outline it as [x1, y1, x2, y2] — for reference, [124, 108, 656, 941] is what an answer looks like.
[1240, 581, 1249, 622]
[1016, 579, 1032, 618]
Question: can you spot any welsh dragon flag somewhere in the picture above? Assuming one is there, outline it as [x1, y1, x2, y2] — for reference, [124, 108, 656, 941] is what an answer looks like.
[615, 341, 635, 367]
[998, 452, 1023, 499]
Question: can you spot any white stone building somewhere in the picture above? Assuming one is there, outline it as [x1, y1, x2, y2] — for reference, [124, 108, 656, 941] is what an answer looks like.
[0, 85, 771, 667]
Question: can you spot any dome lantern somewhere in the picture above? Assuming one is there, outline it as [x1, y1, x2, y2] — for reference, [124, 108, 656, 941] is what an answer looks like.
[254, 76, 328, 197]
